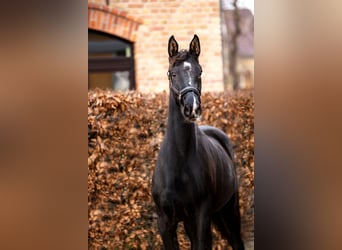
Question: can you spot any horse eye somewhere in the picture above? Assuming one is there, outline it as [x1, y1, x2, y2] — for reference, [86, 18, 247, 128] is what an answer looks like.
[172, 72, 177, 78]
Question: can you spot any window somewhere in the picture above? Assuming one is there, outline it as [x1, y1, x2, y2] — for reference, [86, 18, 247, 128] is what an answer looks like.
[88, 30, 135, 90]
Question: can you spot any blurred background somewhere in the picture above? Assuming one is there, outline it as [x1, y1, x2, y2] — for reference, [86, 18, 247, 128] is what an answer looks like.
[1, 0, 342, 249]
[88, 0, 254, 92]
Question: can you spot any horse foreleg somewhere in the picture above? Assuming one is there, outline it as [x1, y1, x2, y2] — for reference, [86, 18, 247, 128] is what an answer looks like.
[213, 193, 245, 250]
[183, 217, 198, 250]
[157, 213, 179, 250]
[184, 209, 212, 250]
[197, 213, 213, 250]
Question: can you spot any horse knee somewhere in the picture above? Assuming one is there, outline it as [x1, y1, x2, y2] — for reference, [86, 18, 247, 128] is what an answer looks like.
[160, 190, 177, 217]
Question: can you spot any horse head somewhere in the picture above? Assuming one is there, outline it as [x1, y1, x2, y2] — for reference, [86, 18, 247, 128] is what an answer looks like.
[167, 35, 202, 122]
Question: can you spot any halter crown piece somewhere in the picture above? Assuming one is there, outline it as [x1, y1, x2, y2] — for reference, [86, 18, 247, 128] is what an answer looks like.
[167, 70, 201, 103]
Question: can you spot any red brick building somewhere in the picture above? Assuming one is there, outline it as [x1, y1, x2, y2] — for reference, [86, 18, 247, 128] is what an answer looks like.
[88, 0, 224, 92]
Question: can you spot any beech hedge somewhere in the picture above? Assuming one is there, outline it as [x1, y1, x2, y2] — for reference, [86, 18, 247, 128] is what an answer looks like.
[88, 89, 254, 249]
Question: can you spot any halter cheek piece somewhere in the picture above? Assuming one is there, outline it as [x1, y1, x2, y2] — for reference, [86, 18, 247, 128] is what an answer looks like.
[167, 71, 201, 104]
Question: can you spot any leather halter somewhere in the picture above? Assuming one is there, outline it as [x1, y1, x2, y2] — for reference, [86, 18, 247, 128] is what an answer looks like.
[167, 70, 201, 103]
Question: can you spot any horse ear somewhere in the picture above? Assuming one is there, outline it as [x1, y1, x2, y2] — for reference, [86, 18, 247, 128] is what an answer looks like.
[189, 34, 200, 57]
[168, 35, 179, 57]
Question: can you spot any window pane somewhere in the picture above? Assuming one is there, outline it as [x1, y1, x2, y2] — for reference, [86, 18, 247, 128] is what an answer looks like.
[88, 29, 135, 90]
[89, 71, 130, 91]
[88, 30, 132, 58]
[88, 72, 112, 90]
[113, 71, 130, 91]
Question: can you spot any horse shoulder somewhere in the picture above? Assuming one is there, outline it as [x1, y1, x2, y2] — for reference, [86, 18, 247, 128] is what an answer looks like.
[196, 128, 237, 204]
[199, 125, 234, 160]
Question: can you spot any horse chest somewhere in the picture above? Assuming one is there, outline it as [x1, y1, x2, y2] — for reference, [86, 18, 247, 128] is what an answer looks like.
[160, 166, 198, 198]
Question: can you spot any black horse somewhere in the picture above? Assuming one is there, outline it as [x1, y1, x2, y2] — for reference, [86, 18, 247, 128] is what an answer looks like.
[152, 35, 244, 250]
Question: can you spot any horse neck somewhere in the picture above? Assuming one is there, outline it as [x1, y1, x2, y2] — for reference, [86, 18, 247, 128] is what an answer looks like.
[166, 93, 197, 158]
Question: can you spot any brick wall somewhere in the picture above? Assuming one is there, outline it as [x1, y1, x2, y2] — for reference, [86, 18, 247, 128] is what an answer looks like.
[88, 3, 142, 42]
[88, 0, 224, 93]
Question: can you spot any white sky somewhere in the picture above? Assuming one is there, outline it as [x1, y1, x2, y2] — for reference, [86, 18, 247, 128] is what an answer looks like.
[222, 0, 254, 14]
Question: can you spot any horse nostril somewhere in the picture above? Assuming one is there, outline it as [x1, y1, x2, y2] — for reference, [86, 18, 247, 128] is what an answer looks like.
[184, 105, 191, 116]
[195, 107, 202, 116]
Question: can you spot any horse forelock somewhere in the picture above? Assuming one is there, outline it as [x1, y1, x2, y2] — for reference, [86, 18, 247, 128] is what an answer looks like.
[169, 49, 191, 69]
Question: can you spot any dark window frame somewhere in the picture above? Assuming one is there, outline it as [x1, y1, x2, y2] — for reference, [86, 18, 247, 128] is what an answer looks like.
[88, 29, 136, 90]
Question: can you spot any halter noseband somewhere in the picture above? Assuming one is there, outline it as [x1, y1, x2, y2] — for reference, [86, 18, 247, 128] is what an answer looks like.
[167, 71, 201, 103]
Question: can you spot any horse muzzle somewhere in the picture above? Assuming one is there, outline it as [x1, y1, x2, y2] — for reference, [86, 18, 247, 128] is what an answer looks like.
[182, 92, 202, 122]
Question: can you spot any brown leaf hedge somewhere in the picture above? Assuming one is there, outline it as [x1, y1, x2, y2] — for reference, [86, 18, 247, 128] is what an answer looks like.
[88, 89, 254, 250]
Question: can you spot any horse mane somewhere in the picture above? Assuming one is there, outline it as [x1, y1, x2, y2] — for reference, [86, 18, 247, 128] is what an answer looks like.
[168, 49, 190, 69]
